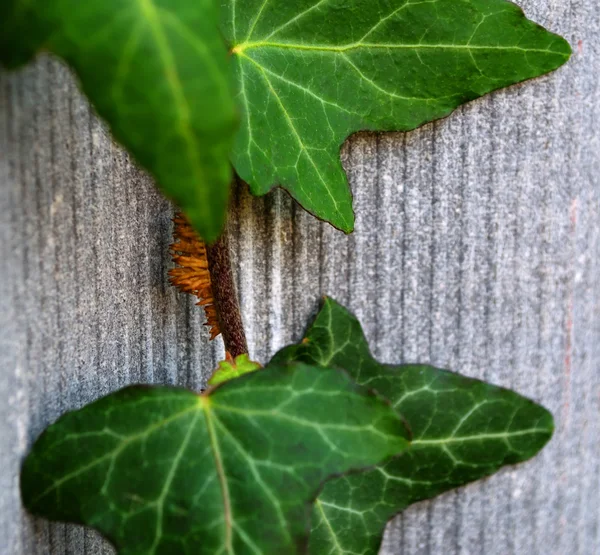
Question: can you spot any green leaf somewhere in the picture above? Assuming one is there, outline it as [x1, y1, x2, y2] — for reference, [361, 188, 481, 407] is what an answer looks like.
[273, 298, 554, 555]
[0, 3, 51, 68]
[21, 362, 410, 554]
[223, 0, 571, 232]
[1, 0, 237, 242]
[208, 353, 262, 386]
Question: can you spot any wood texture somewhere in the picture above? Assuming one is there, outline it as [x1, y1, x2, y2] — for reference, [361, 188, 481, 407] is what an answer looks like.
[0, 1, 598, 553]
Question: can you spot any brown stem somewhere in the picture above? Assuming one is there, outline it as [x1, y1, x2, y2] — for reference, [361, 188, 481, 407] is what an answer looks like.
[206, 228, 248, 358]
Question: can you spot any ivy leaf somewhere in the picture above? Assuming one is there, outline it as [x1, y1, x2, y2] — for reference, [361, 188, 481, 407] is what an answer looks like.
[21, 363, 410, 554]
[208, 353, 262, 386]
[223, 0, 571, 231]
[273, 298, 554, 555]
[1, 0, 237, 242]
[0, 3, 50, 68]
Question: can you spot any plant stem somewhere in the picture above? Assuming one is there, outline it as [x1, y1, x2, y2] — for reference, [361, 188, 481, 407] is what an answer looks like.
[206, 227, 248, 358]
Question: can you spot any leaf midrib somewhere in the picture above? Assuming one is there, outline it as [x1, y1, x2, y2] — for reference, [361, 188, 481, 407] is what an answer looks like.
[234, 40, 568, 57]
[412, 427, 548, 445]
[202, 398, 234, 555]
[136, 0, 212, 221]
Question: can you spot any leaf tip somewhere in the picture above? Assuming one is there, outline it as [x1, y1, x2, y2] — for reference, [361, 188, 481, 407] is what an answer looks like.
[551, 33, 573, 63]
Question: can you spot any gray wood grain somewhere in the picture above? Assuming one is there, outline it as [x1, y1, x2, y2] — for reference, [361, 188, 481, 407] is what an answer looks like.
[1, 1, 598, 553]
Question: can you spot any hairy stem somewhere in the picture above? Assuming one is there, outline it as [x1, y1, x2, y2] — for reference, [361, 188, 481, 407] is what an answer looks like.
[206, 228, 248, 358]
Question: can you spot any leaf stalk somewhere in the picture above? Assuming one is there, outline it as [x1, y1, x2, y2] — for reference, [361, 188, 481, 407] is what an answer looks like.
[206, 227, 248, 358]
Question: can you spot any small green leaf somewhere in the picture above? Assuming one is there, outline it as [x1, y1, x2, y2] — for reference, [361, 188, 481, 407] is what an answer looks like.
[223, 0, 571, 231]
[208, 353, 262, 386]
[1, 0, 237, 242]
[274, 298, 554, 555]
[21, 362, 409, 554]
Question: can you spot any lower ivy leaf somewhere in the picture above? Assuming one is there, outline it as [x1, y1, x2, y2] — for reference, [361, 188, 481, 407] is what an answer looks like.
[273, 298, 554, 555]
[21, 362, 409, 554]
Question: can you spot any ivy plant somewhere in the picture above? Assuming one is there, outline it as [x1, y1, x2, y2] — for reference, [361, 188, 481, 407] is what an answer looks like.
[1, 0, 570, 239]
[274, 298, 554, 554]
[22, 364, 410, 553]
[225, 0, 570, 231]
[1, 0, 570, 553]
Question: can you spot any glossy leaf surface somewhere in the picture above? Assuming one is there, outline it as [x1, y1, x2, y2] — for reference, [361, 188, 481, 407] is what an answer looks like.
[223, 0, 571, 231]
[274, 298, 554, 555]
[21, 363, 409, 554]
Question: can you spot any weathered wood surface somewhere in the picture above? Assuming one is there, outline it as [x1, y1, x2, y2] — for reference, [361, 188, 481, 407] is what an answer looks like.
[1, 1, 598, 553]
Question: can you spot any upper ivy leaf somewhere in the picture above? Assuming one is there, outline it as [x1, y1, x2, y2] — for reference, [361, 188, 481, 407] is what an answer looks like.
[1, 0, 237, 242]
[273, 298, 554, 555]
[223, 0, 571, 232]
[0, 3, 51, 68]
[21, 363, 410, 554]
